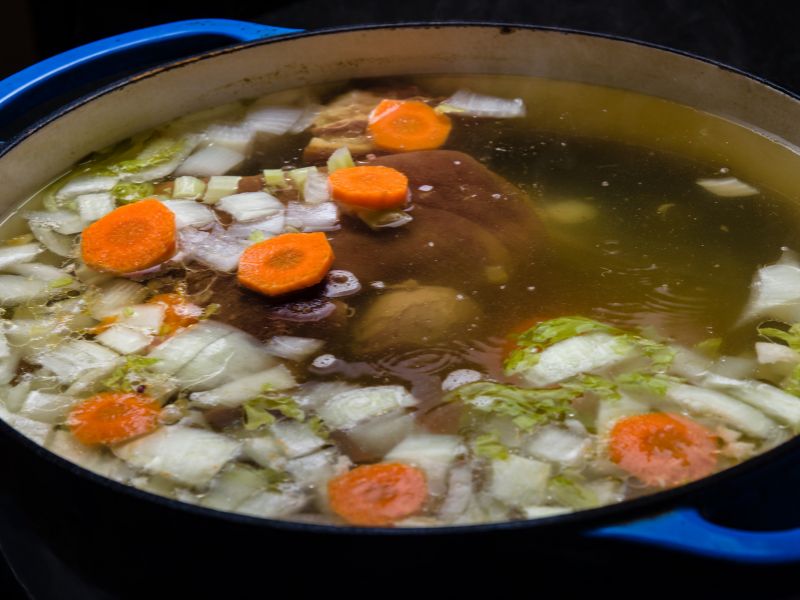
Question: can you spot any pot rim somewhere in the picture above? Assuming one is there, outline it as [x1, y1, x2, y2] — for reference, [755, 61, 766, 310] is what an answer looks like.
[2, 20, 799, 536]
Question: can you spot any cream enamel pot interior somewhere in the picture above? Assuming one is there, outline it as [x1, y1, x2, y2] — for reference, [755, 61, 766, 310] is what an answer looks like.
[2, 22, 800, 593]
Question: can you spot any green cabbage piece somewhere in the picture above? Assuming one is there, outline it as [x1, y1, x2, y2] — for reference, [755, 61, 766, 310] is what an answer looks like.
[472, 432, 509, 460]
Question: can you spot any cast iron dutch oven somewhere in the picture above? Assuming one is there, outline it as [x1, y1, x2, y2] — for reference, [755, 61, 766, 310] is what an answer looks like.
[2, 20, 800, 597]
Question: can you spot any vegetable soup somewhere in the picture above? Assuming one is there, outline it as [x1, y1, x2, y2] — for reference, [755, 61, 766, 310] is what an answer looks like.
[2, 74, 800, 526]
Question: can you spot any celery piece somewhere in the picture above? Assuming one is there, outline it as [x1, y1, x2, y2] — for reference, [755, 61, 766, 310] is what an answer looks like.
[203, 176, 241, 204]
[326, 147, 355, 173]
[288, 167, 317, 194]
[172, 176, 207, 200]
[263, 169, 289, 191]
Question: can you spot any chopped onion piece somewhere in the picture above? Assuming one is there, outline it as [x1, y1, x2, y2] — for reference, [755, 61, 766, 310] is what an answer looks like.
[489, 455, 551, 507]
[245, 106, 303, 134]
[385, 434, 467, 497]
[0, 350, 19, 385]
[303, 170, 330, 204]
[203, 176, 241, 204]
[168, 327, 277, 392]
[89, 279, 147, 319]
[236, 488, 307, 518]
[285, 201, 339, 232]
[356, 208, 412, 230]
[342, 410, 415, 461]
[175, 145, 244, 177]
[172, 176, 207, 200]
[217, 192, 284, 222]
[756, 342, 800, 365]
[225, 213, 286, 241]
[32, 340, 119, 384]
[190, 365, 296, 408]
[7, 263, 77, 292]
[697, 177, 759, 197]
[76, 192, 115, 223]
[439, 90, 526, 118]
[318, 385, 417, 431]
[149, 321, 234, 375]
[739, 251, 800, 323]
[271, 420, 326, 458]
[178, 227, 247, 272]
[523, 426, 591, 466]
[19, 390, 77, 423]
[114, 304, 165, 333]
[160, 199, 216, 229]
[96, 325, 152, 354]
[55, 174, 119, 201]
[203, 123, 256, 154]
[324, 270, 361, 298]
[439, 464, 474, 521]
[665, 383, 777, 438]
[264, 336, 325, 362]
[113, 426, 241, 488]
[0, 404, 52, 445]
[0, 275, 49, 306]
[287, 166, 316, 191]
[28, 223, 75, 257]
[0, 243, 42, 269]
[24, 210, 84, 235]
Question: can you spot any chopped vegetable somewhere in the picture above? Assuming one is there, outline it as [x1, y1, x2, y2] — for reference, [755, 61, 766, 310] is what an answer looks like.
[67, 392, 161, 445]
[489, 454, 551, 507]
[159, 200, 216, 229]
[317, 385, 417, 431]
[326, 146, 356, 173]
[237, 232, 335, 297]
[203, 176, 241, 204]
[147, 293, 202, 335]
[368, 99, 452, 152]
[217, 192, 283, 222]
[445, 381, 576, 431]
[696, 177, 759, 197]
[0, 242, 43, 269]
[608, 413, 718, 487]
[328, 463, 428, 526]
[76, 192, 115, 223]
[438, 90, 526, 118]
[190, 365, 296, 409]
[171, 176, 207, 200]
[111, 182, 156, 204]
[329, 165, 409, 210]
[284, 201, 339, 232]
[81, 199, 176, 274]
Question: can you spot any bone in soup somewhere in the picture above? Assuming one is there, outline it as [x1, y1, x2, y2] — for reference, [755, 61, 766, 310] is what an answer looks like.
[2, 74, 800, 527]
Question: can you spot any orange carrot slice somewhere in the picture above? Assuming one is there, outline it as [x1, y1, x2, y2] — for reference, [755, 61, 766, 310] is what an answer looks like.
[148, 293, 203, 335]
[67, 392, 161, 446]
[81, 199, 176, 274]
[237, 232, 334, 297]
[609, 412, 718, 488]
[368, 99, 452, 152]
[329, 165, 409, 210]
[328, 463, 428, 526]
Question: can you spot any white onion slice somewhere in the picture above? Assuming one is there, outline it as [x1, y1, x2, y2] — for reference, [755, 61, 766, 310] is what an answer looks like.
[225, 214, 286, 241]
[76, 192, 115, 223]
[0, 275, 49, 306]
[89, 279, 147, 319]
[440, 90, 526, 118]
[697, 177, 759, 197]
[264, 336, 325, 362]
[175, 145, 244, 177]
[178, 228, 247, 272]
[160, 199, 216, 229]
[55, 174, 119, 201]
[245, 106, 303, 134]
[24, 210, 84, 235]
[0, 243, 43, 270]
[285, 202, 339, 232]
[29, 223, 75, 258]
[217, 192, 284, 222]
[303, 170, 330, 204]
[203, 123, 256, 154]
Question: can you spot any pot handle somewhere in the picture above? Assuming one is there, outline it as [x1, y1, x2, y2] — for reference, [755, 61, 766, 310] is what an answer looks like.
[0, 19, 301, 136]
[589, 507, 800, 563]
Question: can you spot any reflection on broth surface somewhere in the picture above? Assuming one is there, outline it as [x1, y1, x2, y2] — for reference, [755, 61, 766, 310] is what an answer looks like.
[2, 74, 800, 526]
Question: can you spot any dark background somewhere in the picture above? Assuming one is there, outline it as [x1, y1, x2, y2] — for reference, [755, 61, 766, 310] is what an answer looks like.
[2, 0, 800, 597]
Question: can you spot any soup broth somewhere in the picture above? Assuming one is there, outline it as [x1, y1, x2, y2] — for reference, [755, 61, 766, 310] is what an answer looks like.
[2, 74, 800, 526]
